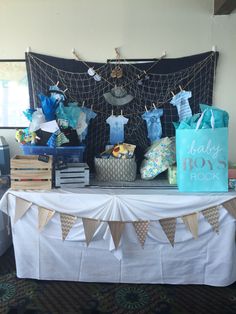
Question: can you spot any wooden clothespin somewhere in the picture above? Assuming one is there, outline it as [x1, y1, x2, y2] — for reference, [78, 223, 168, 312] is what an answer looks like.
[145, 105, 148, 112]
[171, 91, 175, 97]
[56, 81, 59, 86]
[152, 103, 156, 109]
[82, 101, 85, 107]
[115, 47, 120, 58]
[120, 109, 123, 116]
[179, 85, 183, 91]
[91, 104, 93, 111]
[72, 48, 80, 61]
[63, 88, 68, 93]
[111, 109, 114, 116]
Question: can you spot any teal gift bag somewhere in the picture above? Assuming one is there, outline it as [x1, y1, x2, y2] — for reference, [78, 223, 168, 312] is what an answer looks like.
[176, 126, 228, 192]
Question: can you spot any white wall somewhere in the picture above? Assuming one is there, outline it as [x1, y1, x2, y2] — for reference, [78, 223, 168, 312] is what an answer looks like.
[0, 0, 235, 161]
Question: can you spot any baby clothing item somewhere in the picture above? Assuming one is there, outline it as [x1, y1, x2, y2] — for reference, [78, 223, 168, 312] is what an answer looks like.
[170, 90, 192, 121]
[76, 111, 87, 138]
[56, 131, 70, 147]
[47, 130, 69, 148]
[142, 108, 163, 143]
[47, 131, 58, 148]
[106, 115, 129, 145]
[49, 84, 65, 103]
[56, 102, 81, 129]
[81, 107, 97, 140]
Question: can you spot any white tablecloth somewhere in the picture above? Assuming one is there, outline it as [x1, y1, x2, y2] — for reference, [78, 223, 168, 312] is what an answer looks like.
[1, 188, 236, 286]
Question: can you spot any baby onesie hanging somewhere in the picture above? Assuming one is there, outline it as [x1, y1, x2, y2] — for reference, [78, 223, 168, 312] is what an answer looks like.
[106, 114, 129, 145]
[56, 102, 81, 129]
[142, 108, 163, 143]
[76, 111, 87, 137]
[81, 107, 97, 140]
[170, 90, 192, 121]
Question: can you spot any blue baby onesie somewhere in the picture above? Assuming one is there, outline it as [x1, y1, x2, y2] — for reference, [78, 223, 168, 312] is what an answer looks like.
[81, 107, 97, 140]
[49, 85, 65, 103]
[56, 102, 81, 129]
[142, 108, 163, 143]
[170, 90, 192, 121]
[106, 115, 129, 145]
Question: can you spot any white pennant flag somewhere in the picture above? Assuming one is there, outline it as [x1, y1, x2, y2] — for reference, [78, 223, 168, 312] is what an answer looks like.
[159, 217, 176, 247]
[38, 206, 55, 231]
[60, 213, 77, 240]
[182, 213, 198, 239]
[82, 218, 100, 246]
[108, 221, 125, 249]
[202, 206, 219, 234]
[133, 221, 149, 248]
[14, 197, 32, 224]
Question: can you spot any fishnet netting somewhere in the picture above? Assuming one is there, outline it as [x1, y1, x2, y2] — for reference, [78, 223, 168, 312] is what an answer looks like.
[26, 51, 218, 168]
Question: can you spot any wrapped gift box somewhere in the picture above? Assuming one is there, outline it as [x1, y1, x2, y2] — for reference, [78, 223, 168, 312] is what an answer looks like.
[228, 168, 236, 179]
[168, 165, 177, 185]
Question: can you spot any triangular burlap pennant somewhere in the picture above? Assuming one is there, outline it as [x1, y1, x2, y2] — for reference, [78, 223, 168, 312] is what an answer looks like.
[60, 213, 77, 240]
[108, 221, 125, 249]
[38, 206, 55, 231]
[14, 197, 32, 224]
[202, 206, 219, 234]
[159, 217, 176, 247]
[182, 213, 198, 239]
[82, 218, 100, 246]
[133, 221, 149, 248]
[222, 198, 236, 219]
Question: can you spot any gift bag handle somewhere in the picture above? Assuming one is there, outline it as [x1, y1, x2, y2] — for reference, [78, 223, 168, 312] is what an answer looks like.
[195, 109, 214, 130]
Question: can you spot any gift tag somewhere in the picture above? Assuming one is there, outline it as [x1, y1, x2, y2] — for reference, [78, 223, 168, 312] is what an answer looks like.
[38, 155, 50, 163]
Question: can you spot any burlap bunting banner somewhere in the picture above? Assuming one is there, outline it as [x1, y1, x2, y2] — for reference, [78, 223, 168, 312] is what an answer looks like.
[182, 213, 198, 239]
[60, 213, 77, 240]
[222, 198, 236, 219]
[38, 206, 55, 231]
[133, 221, 149, 248]
[13, 195, 236, 249]
[82, 218, 101, 246]
[14, 197, 32, 224]
[108, 221, 125, 249]
[159, 217, 176, 247]
[202, 206, 219, 234]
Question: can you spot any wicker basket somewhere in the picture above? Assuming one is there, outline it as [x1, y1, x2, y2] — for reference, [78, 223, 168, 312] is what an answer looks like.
[94, 157, 137, 182]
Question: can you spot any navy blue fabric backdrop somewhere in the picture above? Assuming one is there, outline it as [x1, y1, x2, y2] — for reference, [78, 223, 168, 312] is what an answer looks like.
[25, 51, 218, 170]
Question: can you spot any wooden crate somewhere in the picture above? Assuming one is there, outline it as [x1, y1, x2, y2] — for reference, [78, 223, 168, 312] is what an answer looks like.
[11, 155, 52, 190]
[55, 163, 89, 188]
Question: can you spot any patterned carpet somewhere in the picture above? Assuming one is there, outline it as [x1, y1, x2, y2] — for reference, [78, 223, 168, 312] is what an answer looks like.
[1, 247, 236, 314]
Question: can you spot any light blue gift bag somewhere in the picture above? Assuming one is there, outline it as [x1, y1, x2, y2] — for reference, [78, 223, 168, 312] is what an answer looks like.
[176, 111, 228, 192]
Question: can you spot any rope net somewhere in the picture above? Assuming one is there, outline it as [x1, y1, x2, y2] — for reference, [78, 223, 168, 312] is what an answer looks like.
[26, 51, 218, 168]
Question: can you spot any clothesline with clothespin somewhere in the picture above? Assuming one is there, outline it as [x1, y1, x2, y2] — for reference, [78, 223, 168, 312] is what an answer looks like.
[26, 48, 217, 117]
